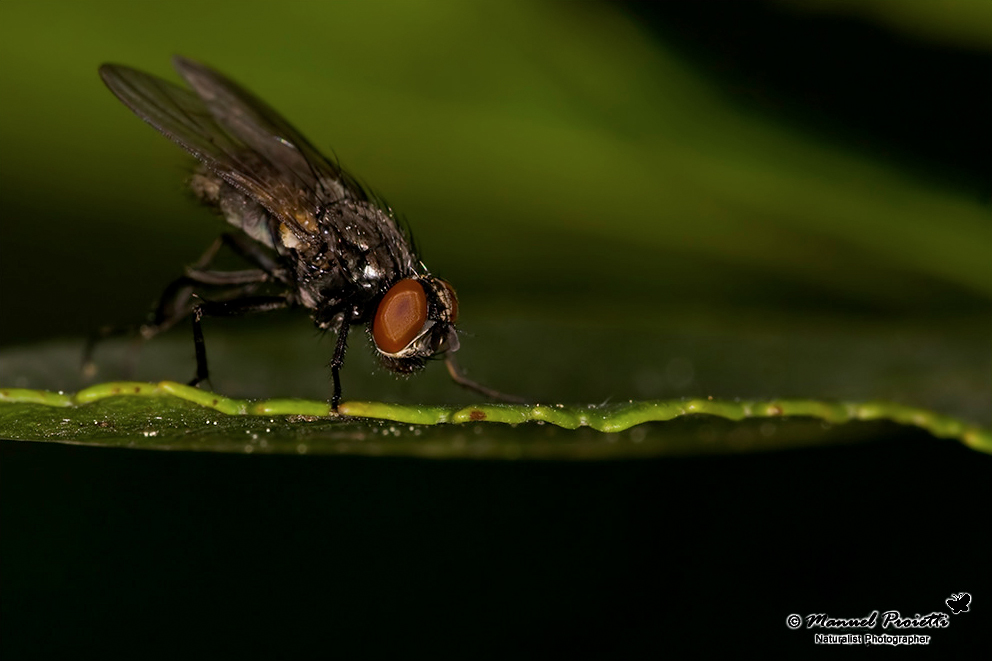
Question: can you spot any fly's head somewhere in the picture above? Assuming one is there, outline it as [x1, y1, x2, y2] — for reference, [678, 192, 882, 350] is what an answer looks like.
[371, 276, 460, 374]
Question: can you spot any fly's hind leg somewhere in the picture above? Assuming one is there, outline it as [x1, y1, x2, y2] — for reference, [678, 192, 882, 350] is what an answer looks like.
[83, 273, 270, 381]
[142, 268, 271, 342]
[82, 324, 143, 380]
[144, 231, 280, 341]
[184, 232, 281, 282]
[83, 232, 278, 381]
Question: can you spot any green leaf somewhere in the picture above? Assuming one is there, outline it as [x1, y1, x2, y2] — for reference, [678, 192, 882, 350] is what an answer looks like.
[2, 382, 988, 458]
[2, 321, 988, 457]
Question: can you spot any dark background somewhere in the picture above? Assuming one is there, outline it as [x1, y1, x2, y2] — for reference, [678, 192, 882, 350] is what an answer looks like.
[2, 1, 989, 656]
[3, 433, 988, 656]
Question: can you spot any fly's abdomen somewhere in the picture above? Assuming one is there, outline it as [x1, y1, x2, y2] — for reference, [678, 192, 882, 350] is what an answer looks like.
[190, 168, 278, 251]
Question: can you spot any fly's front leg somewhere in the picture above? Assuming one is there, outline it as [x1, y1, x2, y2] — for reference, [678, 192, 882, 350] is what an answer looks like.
[444, 353, 528, 404]
[188, 295, 291, 387]
[329, 315, 351, 412]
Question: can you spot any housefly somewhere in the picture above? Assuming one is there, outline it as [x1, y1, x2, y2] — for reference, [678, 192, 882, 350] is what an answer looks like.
[97, 56, 520, 410]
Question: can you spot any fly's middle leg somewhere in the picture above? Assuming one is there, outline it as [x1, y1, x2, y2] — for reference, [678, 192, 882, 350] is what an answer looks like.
[187, 295, 290, 387]
[329, 316, 351, 412]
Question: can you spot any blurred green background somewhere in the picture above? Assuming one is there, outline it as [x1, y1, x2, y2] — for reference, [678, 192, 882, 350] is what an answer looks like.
[1, 0, 989, 419]
[1, 1, 989, 656]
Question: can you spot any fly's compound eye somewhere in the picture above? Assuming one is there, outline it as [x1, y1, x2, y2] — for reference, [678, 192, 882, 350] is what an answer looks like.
[373, 279, 429, 355]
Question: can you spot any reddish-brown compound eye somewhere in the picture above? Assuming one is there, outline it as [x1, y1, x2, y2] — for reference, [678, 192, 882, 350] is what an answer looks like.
[373, 279, 428, 354]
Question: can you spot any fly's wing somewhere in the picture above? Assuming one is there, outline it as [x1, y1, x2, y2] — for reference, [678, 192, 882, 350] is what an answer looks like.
[171, 56, 370, 206]
[99, 61, 362, 240]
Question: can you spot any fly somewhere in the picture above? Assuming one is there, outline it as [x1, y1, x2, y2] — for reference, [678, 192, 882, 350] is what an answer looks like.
[96, 56, 520, 410]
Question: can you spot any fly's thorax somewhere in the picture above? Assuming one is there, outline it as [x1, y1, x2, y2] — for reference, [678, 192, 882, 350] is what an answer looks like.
[370, 275, 460, 374]
[296, 200, 420, 318]
[317, 200, 418, 284]
[296, 252, 383, 322]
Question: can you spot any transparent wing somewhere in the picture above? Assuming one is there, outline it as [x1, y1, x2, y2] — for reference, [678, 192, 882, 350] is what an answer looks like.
[171, 56, 369, 205]
[99, 61, 362, 238]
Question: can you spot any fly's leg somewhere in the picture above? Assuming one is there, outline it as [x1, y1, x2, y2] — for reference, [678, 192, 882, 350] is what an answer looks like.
[190, 232, 281, 275]
[145, 275, 271, 386]
[83, 274, 268, 380]
[82, 325, 143, 380]
[329, 316, 351, 412]
[188, 295, 291, 387]
[150, 231, 279, 337]
[180, 269, 271, 287]
[83, 233, 278, 379]
[146, 231, 279, 339]
[143, 269, 271, 341]
[444, 354, 528, 404]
